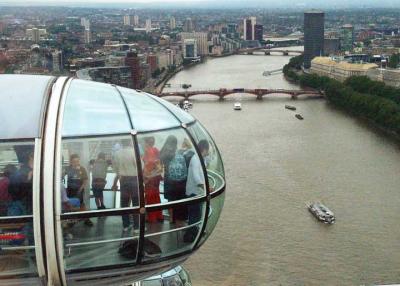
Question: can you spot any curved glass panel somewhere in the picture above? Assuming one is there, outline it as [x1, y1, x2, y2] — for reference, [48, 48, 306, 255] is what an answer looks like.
[0, 141, 34, 216]
[63, 215, 139, 271]
[187, 122, 225, 191]
[143, 201, 206, 262]
[0, 141, 37, 278]
[62, 79, 131, 136]
[137, 128, 206, 209]
[60, 135, 140, 271]
[61, 135, 140, 213]
[146, 93, 196, 124]
[142, 266, 191, 286]
[117, 87, 180, 132]
[65, 238, 139, 271]
[137, 128, 207, 259]
[0, 75, 53, 140]
[197, 192, 225, 248]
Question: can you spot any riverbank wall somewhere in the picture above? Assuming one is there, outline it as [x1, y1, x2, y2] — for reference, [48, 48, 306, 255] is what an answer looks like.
[155, 59, 207, 94]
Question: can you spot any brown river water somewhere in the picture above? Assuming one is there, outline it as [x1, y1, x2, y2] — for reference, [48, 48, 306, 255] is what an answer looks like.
[164, 51, 400, 286]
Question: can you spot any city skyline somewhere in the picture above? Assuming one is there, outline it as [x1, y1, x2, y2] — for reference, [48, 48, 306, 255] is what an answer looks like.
[0, 2, 400, 286]
[0, 0, 399, 8]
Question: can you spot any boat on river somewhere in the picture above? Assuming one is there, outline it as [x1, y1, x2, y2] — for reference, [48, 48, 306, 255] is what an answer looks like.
[295, 114, 304, 120]
[234, 102, 242, 110]
[176, 100, 193, 112]
[285, 105, 296, 111]
[307, 202, 335, 224]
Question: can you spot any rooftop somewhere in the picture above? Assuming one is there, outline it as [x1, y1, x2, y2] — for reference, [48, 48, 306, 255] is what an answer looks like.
[312, 57, 379, 70]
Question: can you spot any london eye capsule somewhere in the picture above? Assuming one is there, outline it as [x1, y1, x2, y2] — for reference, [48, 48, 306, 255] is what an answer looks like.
[0, 75, 225, 285]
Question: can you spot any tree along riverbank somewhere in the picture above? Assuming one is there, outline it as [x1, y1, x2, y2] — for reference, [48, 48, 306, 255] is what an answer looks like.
[284, 55, 400, 136]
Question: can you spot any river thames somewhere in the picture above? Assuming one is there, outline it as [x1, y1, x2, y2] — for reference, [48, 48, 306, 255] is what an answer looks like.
[164, 51, 400, 286]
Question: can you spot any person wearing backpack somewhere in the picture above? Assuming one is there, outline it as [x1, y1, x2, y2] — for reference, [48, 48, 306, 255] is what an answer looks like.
[160, 135, 188, 224]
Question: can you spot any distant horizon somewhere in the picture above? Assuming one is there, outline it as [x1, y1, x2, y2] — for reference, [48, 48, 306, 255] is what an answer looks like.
[0, 0, 398, 9]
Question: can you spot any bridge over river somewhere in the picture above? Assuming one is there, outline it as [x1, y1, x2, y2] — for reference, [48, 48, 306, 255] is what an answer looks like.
[157, 88, 322, 100]
[237, 48, 304, 56]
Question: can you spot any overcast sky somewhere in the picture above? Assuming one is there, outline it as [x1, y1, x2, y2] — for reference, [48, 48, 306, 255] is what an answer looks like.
[0, 0, 397, 8]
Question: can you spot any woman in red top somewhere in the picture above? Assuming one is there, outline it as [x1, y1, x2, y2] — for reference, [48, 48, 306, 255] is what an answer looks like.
[142, 137, 163, 223]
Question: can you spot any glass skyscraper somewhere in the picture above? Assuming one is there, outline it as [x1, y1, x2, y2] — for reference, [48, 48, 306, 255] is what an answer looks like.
[304, 11, 325, 69]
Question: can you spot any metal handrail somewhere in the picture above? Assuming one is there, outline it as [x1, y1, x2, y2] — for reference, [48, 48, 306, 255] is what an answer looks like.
[65, 221, 202, 248]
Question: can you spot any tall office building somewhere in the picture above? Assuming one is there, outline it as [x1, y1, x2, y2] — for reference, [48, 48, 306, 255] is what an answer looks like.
[147, 53, 158, 73]
[26, 28, 46, 43]
[180, 32, 208, 56]
[304, 10, 325, 69]
[183, 18, 194, 32]
[227, 23, 239, 39]
[81, 18, 90, 30]
[243, 17, 257, 41]
[254, 24, 263, 42]
[84, 29, 91, 44]
[133, 15, 139, 26]
[166, 49, 176, 66]
[123, 15, 131, 26]
[183, 39, 198, 59]
[340, 24, 354, 52]
[228, 23, 237, 34]
[244, 18, 252, 41]
[32, 28, 40, 43]
[170, 16, 176, 30]
[125, 51, 141, 89]
[145, 19, 152, 33]
[52, 50, 63, 72]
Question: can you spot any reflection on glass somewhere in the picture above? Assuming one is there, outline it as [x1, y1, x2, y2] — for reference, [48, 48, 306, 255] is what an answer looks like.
[142, 136, 163, 223]
[62, 79, 131, 136]
[188, 122, 225, 191]
[0, 142, 34, 217]
[0, 75, 53, 140]
[138, 129, 205, 221]
[147, 93, 196, 124]
[146, 202, 204, 235]
[112, 141, 140, 231]
[141, 265, 191, 286]
[61, 136, 139, 213]
[138, 129, 207, 257]
[0, 249, 37, 277]
[142, 231, 190, 262]
[65, 239, 139, 271]
[0, 141, 36, 278]
[144, 202, 205, 261]
[61, 136, 141, 271]
[64, 153, 90, 225]
[118, 87, 181, 131]
[91, 152, 108, 210]
[197, 193, 225, 248]
[62, 215, 140, 245]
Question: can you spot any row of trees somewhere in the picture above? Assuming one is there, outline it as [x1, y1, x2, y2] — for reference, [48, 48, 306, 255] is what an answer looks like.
[345, 76, 400, 105]
[389, 53, 400, 69]
[283, 55, 400, 135]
